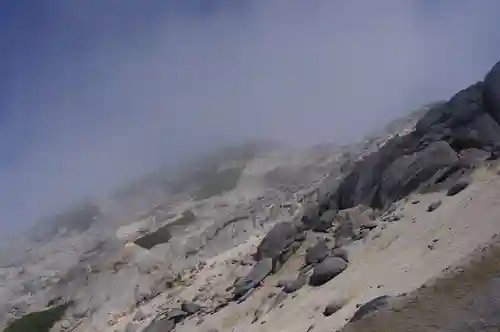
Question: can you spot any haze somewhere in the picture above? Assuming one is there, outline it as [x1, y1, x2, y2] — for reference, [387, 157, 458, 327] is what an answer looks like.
[1, 0, 500, 234]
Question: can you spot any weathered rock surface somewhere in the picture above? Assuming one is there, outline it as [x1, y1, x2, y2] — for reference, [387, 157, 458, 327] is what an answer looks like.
[133, 224, 172, 249]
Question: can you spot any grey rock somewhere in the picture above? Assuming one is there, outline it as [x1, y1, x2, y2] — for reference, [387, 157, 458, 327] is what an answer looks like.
[483, 61, 500, 124]
[181, 301, 201, 315]
[305, 240, 329, 265]
[379, 141, 458, 208]
[310, 210, 336, 232]
[255, 222, 303, 269]
[427, 200, 442, 212]
[349, 295, 390, 322]
[283, 273, 307, 293]
[331, 248, 348, 262]
[446, 181, 469, 196]
[309, 257, 347, 286]
[323, 301, 343, 316]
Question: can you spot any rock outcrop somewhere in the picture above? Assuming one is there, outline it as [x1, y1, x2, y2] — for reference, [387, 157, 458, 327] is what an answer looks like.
[329, 62, 500, 214]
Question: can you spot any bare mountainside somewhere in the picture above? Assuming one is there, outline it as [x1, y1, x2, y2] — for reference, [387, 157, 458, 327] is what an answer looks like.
[3, 60, 500, 332]
[0, 120, 419, 332]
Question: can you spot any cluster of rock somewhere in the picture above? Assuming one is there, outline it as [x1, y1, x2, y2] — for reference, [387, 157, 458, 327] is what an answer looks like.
[200, 59, 500, 327]
[302, 61, 500, 226]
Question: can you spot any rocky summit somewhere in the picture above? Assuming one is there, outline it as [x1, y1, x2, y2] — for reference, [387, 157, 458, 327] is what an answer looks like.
[2, 61, 500, 332]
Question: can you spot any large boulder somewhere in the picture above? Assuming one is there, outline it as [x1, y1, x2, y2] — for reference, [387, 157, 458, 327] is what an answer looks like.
[309, 257, 347, 286]
[377, 141, 458, 208]
[255, 222, 304, 271]
[333, 205, 374, 241]
[305, 239, 329, 265]
[449, 112, 500, 151]
[233, 258, 273, 300]
[483, 60, 500, 124]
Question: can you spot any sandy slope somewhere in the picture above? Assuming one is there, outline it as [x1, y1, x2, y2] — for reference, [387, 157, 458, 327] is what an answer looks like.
[142, 163, 500, 332]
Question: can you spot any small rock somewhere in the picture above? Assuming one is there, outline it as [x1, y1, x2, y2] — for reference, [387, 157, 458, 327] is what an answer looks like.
[447, 182, 469, 196]
[411, 200, 420, 204]
[323, 302, 343, 316]
[427, 200, 442, 212]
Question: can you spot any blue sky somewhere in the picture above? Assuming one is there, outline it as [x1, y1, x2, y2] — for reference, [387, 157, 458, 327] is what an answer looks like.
[1, 0, 500, 234]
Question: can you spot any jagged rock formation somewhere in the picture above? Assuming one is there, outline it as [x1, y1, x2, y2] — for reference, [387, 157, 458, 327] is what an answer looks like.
[318, 62, 500, 218]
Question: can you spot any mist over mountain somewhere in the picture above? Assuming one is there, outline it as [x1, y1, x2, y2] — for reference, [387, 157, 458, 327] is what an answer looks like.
[2, 1, 500, 234]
